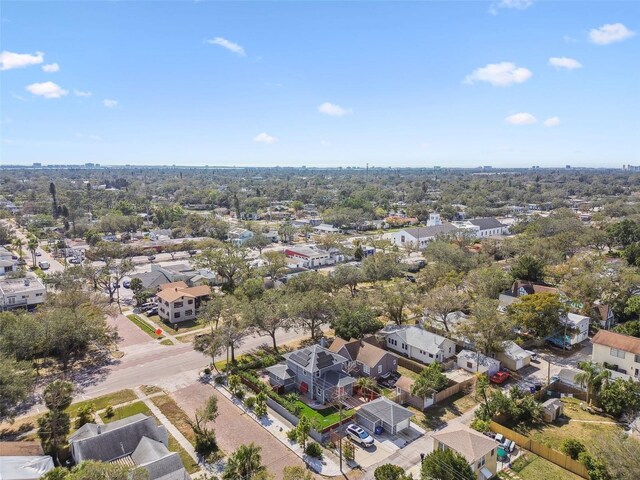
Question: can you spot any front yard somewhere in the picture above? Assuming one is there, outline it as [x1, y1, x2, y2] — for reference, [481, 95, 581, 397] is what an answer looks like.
[419, 390, 480, 430]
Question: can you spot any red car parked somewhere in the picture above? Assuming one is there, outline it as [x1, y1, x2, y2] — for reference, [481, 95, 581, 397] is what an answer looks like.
[490, 371, 511, 384]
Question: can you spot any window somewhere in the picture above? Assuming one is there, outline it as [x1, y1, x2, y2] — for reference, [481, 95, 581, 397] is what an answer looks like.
[491, 449, 495, 456]
[429, 353, 434, 359]
[174, 302, 184, 308]
[393, 359, 397, 365]
[174, 312, 181, 318]
[402, 343, 407, 350]
[36, 293, 43, 297]
[635, 354, 640, 364]
[467, 361, 473, 369]
[315, 370, 320, 377]
[378, 365, 382, 374]
[363, 365, 370, 374]
[611, 348, 626, 359]
[185, 309, 193, 316]
[188, 299, 193, 304]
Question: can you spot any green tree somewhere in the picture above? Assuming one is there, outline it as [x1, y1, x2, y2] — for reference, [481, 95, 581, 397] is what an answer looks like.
[465, 266, 511, 300]
[411, 363, 449, 399]
[244, 289, 289, 352]
[189, 395, 219, 459]
[194, 244, 249, 293]
[74, 402, 95, 429]
[574, 361, 612, 405]
[193, 326, 225, 372]
[561, 439, 586, 460]
[254, 391, 268, 418]
[599, 377, 640, 417]
[507, 292, 566, 339]
[288, 290, 334, 341]
[374, 463, 413, 480]
[458, 298, 514, 355]
[333, 264, 365, 297]
[332, 295, 382, 340]
[245, 234, 271, 254]
[423, 284, 467, 333]
[0, 355, 35, 421]
[38, 380, 73, 463]
[377, 280, 416, 325]
[510, 254, 545, 282]
[222, 443, 266, 480]
[421, 448, 475, 480]
[613, 319, 640, 337]
[362, 252, 402, 283]
[28, 236, 39, 268]
[262, 251, 288, 280]
[43, 460, 149, 480]
[295, 415, 312, 450]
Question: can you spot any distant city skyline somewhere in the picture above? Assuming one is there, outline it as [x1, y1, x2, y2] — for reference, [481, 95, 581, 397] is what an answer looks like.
[1, 1, 638, 168]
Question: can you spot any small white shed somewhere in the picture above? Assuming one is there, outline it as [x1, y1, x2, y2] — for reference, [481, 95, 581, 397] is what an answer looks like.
[457, 350, 501, 376]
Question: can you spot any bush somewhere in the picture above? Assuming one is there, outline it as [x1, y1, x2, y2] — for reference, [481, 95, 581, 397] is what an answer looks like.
[342, 441, 355, 462]
[245, 396, 256, 409]
[194, 429, 218, 457]
[470, 418, 490, 433]
[203, 367, 211, 375]
[561, 439, 586, 460]
[374, 464, 410, 480]
[235, 389, 245, 401]
[286, 428, 298, 442]
[75, 403, 95, 429]
[104, 406, 114, 418]
[305, 442, 323, 459]
[214, 375, 226, 385]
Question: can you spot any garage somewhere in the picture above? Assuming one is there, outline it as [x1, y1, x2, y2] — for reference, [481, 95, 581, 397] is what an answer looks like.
[356, 397, 414, 435]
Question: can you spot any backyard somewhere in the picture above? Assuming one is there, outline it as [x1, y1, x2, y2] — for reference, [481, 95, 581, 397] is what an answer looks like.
[499, 453, 582, 480]
[419, 390, 480, 430]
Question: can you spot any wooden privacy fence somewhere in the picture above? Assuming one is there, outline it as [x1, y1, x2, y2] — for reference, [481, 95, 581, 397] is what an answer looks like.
[489, 421, 589, 479]
[395, 354, 425, 374]
[433, 377, 475, 403]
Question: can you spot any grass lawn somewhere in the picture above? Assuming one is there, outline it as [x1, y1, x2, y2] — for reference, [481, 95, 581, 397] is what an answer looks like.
[168, 435, 200, 474]
[126, 314, 163, 339]
[145, 314, 206, 334]
[150, 395, 196, 445]
[140, 385, 164, 396]
[420, 391, 479, 430]
[500, 453, 582, 480]
[295, 401, 355, 429]
[100, 401, 152, 423]
[160, 339, 174, 346]
[67, 389, 137, 418]
[515, 398, 623, 455]
[397, 365, 420, 381]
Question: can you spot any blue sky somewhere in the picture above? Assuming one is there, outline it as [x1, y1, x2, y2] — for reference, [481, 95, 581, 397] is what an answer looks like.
[1, 1, 638, 168]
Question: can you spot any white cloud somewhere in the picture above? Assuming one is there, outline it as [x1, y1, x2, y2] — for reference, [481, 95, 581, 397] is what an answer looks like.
[0, 50, 44, 70]
[589, 23, 636, 45]
[25, 81, 68, 99]
[74, 90, 92, 97]
[42, 62, 59, 73]
[489, 0, 533, 14]
[207, 37, 245, 56]
[505, 112, 537, 125]
[548, 57, 582, 70]
[318, 102, 353, 116]
[543, 117, 560, 127]
[253, 132, 278, 145]
[464, 62, 532, 87]
[103, 99, 118, 108]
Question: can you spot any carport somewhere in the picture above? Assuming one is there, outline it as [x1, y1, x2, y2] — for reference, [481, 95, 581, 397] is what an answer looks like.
[356, 397, 414, 435]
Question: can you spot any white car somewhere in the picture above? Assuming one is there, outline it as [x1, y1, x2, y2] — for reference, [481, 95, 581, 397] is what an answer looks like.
[345, 424, 374, 447]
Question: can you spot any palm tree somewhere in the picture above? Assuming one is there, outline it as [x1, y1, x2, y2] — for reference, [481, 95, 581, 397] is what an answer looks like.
[222, 443, 265, 480]
[574, 361, 611, 405]
[28, 236, 39, 268]
[355, 377, 378, 396]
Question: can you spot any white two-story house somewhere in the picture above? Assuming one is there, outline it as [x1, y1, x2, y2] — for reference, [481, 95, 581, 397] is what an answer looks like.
[0, 275, 46, 311]
[592, 330, 640, 380]
[381, 325, 457, 364]
[156, 282, 211, 324]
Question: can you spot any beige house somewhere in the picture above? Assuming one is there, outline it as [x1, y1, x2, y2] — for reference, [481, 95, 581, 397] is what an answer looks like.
[156, 282, 210, 324]
[592, 330, 640, 380]
[431, 425, 500, 480]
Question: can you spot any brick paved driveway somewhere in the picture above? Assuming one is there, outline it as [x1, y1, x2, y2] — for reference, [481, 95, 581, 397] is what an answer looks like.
[172, 382, 312, 479]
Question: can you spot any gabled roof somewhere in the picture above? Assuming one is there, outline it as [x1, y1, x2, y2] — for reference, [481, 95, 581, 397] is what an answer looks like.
[511, 281, 559, 297]
[284, 345, 348, 372]
[394, 375, 415, 393]
[130, 270, 172, 290]
[432, 425, 499, 462]
[499, 341, 531, 361]
[0, 456, 54, 479]
[358, 397, 414, 426]
[132, 437, 190, 480]
[70, 414, 168, 463]
[469, 217, 505, 230]
[158, 281, 188, 291]
[385, 326, 451, 354]
[328, 337, 390, 368]
[593, 330, 640, 355]
[457, 349, 500, 368]
[402, 224, 458, 240]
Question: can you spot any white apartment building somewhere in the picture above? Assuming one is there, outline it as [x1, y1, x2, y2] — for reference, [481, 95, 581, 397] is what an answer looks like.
[0, 275, 46, 311]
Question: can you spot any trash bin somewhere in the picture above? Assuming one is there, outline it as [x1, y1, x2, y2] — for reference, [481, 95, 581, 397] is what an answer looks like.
[374, 426, 383, 435]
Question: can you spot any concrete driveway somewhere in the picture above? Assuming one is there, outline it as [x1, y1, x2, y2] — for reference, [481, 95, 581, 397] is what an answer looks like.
[171, 382, 313, 480]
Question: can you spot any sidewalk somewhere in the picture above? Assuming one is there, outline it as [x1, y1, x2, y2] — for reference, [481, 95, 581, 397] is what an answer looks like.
[133, 387, 198, 463]
[212, 382, 345, 477]
[124, 309, 180, 345]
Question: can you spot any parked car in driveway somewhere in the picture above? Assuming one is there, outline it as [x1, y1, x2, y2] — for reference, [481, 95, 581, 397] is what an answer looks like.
[490, 371, 511, 384]
[123, 280, 131, 288]
[145, 307, 158, 316]
[346, 424, 374, 447]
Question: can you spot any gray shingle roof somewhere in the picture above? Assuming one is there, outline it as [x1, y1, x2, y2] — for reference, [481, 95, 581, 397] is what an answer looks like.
[469, 217, 505, 231]
[284, 345, 348, 372]
[402, 224, 458, 239]
[357, 397, 414, 426]
[133, 437, 189, 480]
[265, 363, 296, 380]
[70, 414, 168, 464]
[130, 271, 172, 290]
[321, 370, 357, 388]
